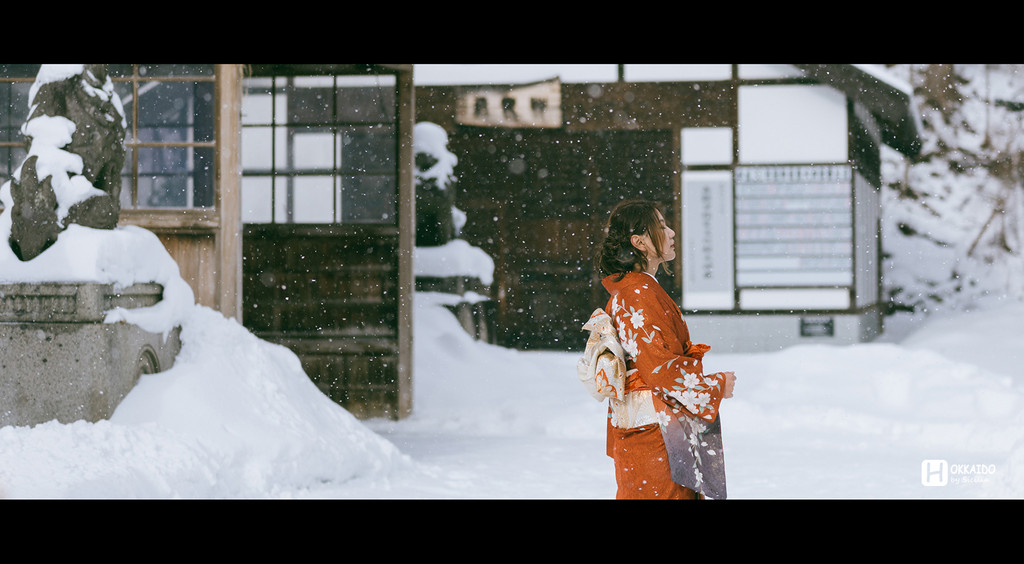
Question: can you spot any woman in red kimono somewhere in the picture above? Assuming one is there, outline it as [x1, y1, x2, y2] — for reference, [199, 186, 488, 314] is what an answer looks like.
[595, 200, 736, 499]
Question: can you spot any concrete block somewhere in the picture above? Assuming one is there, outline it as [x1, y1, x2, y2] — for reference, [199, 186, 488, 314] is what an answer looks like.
[0, 282, 181, 427]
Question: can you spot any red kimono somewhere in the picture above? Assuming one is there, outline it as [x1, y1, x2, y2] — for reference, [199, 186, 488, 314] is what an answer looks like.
[602, 272, 728, 499]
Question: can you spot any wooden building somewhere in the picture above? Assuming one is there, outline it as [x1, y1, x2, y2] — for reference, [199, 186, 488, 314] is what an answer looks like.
[414, 64, 922, 352]
[0, 64, 416, 419]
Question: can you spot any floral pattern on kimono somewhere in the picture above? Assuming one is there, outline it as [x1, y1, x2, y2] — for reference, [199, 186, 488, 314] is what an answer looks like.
[603, 271, 729, 499]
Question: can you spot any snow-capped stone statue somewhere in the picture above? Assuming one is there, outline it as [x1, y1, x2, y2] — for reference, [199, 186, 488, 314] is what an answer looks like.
[5, 64, 127, 261]
[414, 122, 464, 246]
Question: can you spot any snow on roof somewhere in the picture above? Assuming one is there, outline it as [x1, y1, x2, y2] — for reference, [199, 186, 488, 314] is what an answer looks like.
[413, 64, 906, 87]
[414, 64, 922, 157]
[413, 64, 619, 86]
[851, 64, 913, 96]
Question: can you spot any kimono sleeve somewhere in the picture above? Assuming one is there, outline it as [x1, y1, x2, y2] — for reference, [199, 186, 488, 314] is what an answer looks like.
[610, 285, 727, 422]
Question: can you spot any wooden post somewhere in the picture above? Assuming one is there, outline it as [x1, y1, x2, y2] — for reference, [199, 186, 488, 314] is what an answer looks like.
[216, 64, 244, 321]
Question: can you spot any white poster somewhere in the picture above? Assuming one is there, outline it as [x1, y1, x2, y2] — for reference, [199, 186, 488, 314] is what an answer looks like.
[682, 170, 734, 310]
[734, 165, 853, 289]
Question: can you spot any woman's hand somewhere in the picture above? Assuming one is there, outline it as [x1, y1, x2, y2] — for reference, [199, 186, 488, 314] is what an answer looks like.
[721, 371, 736, 399]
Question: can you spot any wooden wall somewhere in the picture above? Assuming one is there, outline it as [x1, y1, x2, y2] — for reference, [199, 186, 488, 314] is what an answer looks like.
[118, 64, 243, 321]
[242, 224, 404, 418]
[445, 126, 677, 349]
[238, 65, 415, 419]
[415, 82, 717, 349]
[157, 231, 217, 307]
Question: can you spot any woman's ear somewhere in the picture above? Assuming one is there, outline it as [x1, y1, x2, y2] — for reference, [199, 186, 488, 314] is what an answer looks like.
[630, 234, 645, 253]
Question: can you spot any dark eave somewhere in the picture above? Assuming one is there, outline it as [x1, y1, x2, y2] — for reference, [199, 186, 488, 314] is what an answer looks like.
[794, 64, 922, 159]
[245, 64, 411, 77]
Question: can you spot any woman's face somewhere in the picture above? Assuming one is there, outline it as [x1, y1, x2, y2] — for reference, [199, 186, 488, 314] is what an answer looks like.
[652, 210, 676, 262]
[633, 210, 676, 272]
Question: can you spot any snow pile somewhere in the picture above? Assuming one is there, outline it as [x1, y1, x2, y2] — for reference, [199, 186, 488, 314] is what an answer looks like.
[0, 304, 414, 498]
[413, 239, 494, 285]
[0, 219, 417, 498]
[1, 147, 414, 496]
[108, 306, 413, 498]
[398, 291, 598, 438]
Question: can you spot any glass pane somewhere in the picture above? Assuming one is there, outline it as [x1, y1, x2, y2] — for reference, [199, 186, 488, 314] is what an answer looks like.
[0, 147, 10, 183]
[139, 145, 187, 176]
[293, 76, 335, 88]
[0, 64, 40, 79]
[242, 88, 281, 125]
[136, 146, 213, 208]
[275, 182, 288, 223]
[120, 145, 135, 208]
[336, 81, 396, 124]
[341, 126, 395, 174]
[287, 84, 332, 125]
[112, 82, 135, 143]
[341, 174, 395, 223]
[108, 65, 135, 78]
[292, 176, 335, 223]
[138, 174, 190, 207]
[140, 64, 215, 78]
[292, 129, 337, 171]
[193, 82, 215, 143]
[242, 126, 274, 171]
[136, 81, 215, 143]
[245, 77, 274, 89]
[0, 82, 32, 141]
[242, 176, 273, 223]
[1, 146, 27, 184]
[193, 147, 215, 207]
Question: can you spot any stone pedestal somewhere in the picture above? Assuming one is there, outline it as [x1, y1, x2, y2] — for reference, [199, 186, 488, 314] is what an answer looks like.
[414, 275, 497, 344]
[0, 282, 181, 427]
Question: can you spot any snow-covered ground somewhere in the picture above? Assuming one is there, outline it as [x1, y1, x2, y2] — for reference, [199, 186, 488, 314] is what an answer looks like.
[1, 247, 1022, 498]
[1, 207, 1022, 499]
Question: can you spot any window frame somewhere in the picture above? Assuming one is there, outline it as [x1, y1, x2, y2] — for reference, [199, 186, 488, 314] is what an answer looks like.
[241, 67, 401, 225]
[115, 65, 219, 211]
[0, 64, 219, 217]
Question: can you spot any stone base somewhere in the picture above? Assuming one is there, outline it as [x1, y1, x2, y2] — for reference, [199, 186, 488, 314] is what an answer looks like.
[0, 283, 181, 427]
[443, 299, 497, 344]
[681, 307, 883, 353]
[415, 276, 497, 345]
